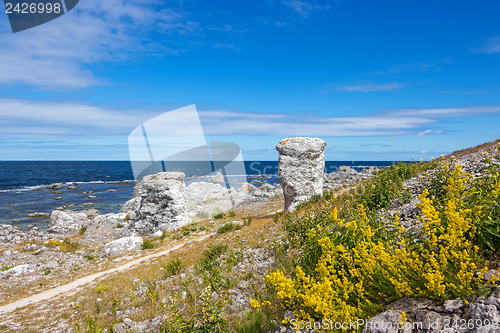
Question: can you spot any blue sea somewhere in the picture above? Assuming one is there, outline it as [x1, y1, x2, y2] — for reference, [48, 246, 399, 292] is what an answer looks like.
[0, 161, 394, 231]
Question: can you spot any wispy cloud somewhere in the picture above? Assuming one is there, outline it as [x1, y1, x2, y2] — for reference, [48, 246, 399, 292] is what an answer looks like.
[0, 0, 205, 89]
[282, 0, 332, 18]
[369, 61, 447, 76]
[475, 36, 500, 53]
[2, 99, 500, 138]
[417, 129, 443, 137]
[332, 82, 403, 92]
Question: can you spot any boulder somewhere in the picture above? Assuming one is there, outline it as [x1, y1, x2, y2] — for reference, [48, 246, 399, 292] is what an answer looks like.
[185, 181, 238, 218]
[209, 172, 225, 185]
[120, 197, 141, 214]
[131, 172, 191, 234]
[238, 182, 258, 196]
[26, 212, 50, 218]
[276, 137, 326, 211]
[79, 213, 132, 245]
[100, 236, 143, 258]
[0, 225, 34, 247]
[185, 182, 230, 206]
[47, 209, 99, 237]
[0, 264, 34, 278]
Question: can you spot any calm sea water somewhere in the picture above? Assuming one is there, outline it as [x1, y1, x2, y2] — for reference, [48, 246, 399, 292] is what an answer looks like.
[0, 161, 393, 230]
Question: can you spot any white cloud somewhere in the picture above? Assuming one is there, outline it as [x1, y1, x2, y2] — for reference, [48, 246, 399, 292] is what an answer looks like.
[417, 129, 443, 137]
[282, 0, 332, 18]
[3, 99, 500, 138]
[0, 0, 196, 88]
[332, 82, 403, 92]
[476, 36, 500, 53]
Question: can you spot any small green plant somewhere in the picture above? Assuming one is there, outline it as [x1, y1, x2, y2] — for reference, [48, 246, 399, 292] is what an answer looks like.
[218, 222, 234, 234]
[116, 224, 124, 228]
[228, 211, 236, 217]
[1, 265, 14, 271]
[273, 213, 280, 223]
[94, 283, 110, 294]
[44, 269, 51, 275]
[164, 258, 183, 276]
[161, 287, 227, 332]
[84, 254, 94, 261]
[214, 212, 224, 219]
[141, 239, 155, 250]
[146, 282, 159, 304]
[124, 214, 131, 221]
[244, 217, 252, 226]
[61, 238, 79, 252]
[79, 226, 87, 235]
[197, 245, 230, 292]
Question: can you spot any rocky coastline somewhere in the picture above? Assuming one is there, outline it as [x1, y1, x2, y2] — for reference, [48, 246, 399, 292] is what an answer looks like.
[3, 137, 497, 332]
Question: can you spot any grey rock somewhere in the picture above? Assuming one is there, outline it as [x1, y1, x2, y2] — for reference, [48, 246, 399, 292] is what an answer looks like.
[100, 236, 143, 258]
[0, 264, 34, 278]
[0, 225, 36, 247]
[120, 197, 141, 214]
[276, 137, 326, 211]
[79, 213, 131, 245]
[363, 310, 409, 333]
[129, 172, 191, 234]
[48, 210, 98, 237]
[209, 172, 225, 185]
[26, 212, 50, 218]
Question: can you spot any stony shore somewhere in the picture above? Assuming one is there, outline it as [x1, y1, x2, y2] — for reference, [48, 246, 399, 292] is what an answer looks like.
[0, 142, 375, 332]
[2, 137, 498, 332]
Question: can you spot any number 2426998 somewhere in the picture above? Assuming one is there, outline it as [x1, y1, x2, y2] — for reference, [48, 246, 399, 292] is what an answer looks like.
[5, 2, 62, 14]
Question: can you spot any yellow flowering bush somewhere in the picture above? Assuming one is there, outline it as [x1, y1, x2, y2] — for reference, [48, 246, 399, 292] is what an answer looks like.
[267, 162, 499, 330]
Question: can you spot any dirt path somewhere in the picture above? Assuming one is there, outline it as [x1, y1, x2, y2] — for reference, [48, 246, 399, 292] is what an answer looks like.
[0, 234, 210, 315]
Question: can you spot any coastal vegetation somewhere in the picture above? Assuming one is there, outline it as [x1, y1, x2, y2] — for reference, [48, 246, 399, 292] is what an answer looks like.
[256, 144, 500, 331]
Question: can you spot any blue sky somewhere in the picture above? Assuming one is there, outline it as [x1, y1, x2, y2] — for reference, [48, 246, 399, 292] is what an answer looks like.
[0, 0, 499, 161]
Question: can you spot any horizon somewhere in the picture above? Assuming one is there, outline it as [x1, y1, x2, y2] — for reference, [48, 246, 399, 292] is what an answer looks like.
[1, 1, 499, 161]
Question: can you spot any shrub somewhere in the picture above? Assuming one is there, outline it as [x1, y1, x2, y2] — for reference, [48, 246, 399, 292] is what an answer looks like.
[218, 222, 234, 234]
[95, 284, 110, 294]
[214, 213, 224, 219]
[141, 239, 155, 250]
[228, 211, 236, 217]
[197, 244, 230, 292]
[161, 286, 227, 332]
[164, 258, 183, 276]
[244, 217, 253, 226]
[266, 163, 497, 327]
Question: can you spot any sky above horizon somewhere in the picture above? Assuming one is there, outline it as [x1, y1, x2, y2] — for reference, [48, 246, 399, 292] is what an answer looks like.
[0, 0, 499, 161]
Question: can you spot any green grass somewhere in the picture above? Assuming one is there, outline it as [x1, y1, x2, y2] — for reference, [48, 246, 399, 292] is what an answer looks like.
[218, 222, 235, 234]
[141, 239, 155, 250]
[164, 258, 183, 277]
